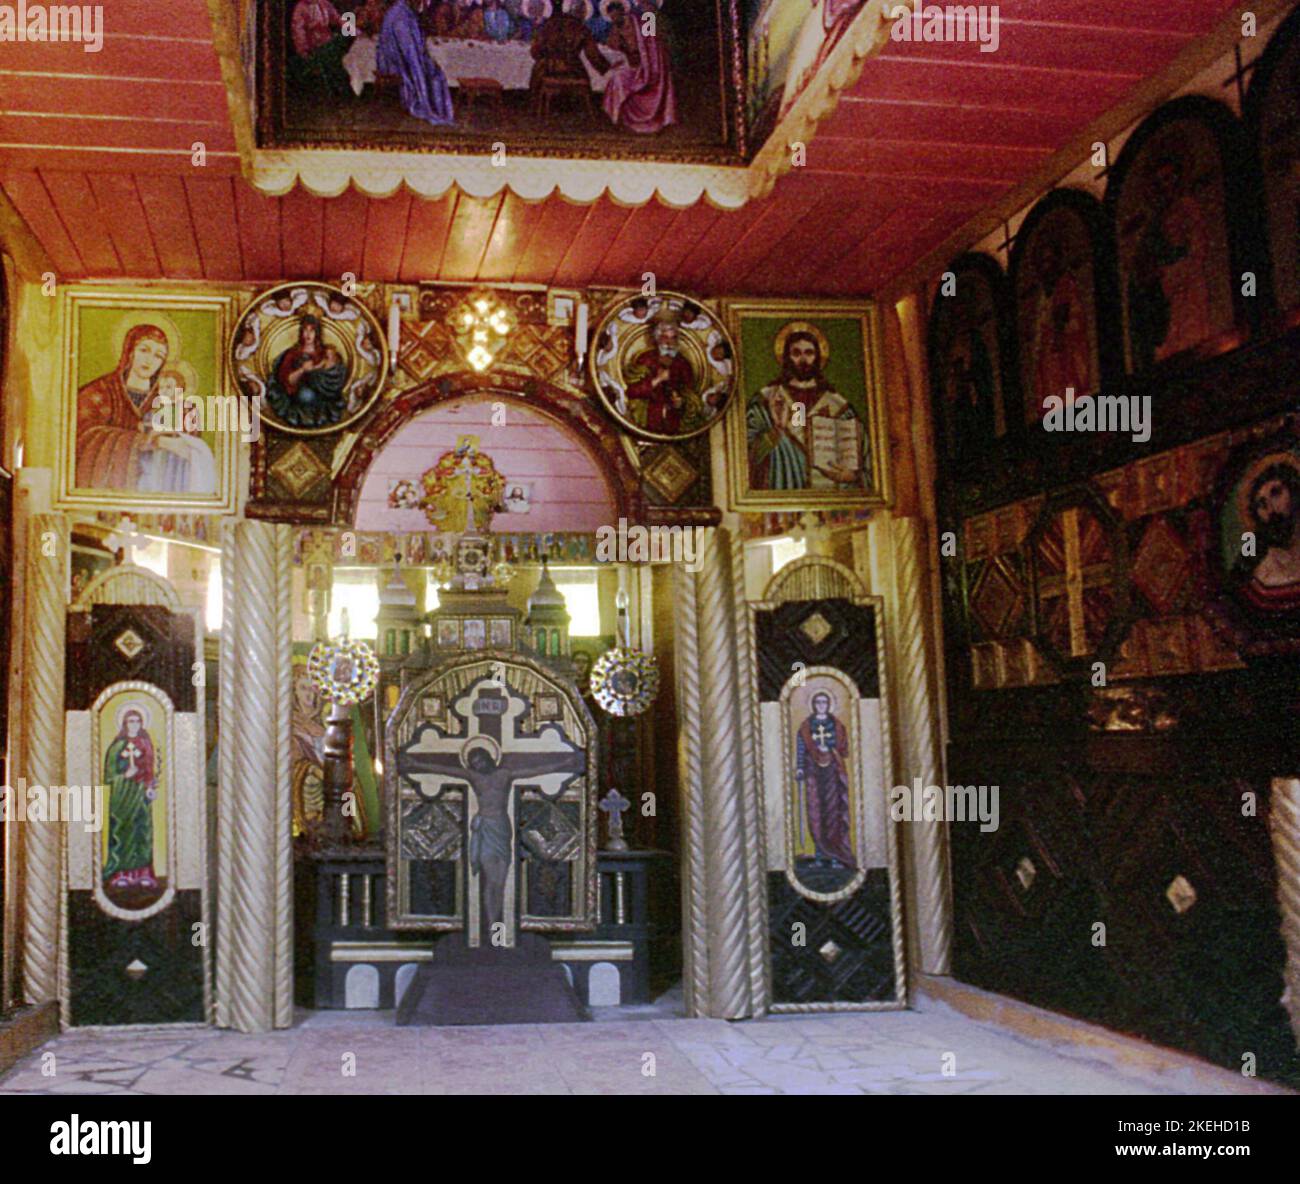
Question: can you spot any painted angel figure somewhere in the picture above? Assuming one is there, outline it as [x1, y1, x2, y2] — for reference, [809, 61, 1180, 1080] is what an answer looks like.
[314, 290, 361, 321]
[260, 287, 310, 318]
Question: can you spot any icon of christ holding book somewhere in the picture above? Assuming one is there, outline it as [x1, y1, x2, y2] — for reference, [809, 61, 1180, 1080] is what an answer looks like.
[746, 321, 865, 492]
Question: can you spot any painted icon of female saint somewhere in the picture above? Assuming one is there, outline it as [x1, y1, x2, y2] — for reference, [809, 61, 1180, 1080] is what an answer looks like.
[103, 704, 161, 896]
[75, 320, 218, 495]
[266, 314, 350, 429]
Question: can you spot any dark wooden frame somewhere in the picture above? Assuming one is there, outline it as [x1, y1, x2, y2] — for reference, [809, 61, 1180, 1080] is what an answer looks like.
[1104, 94, 1261, 377]
[925, 251, 1021, 482]
[1010, 187, 1123, 432]
[1243, 1, 1300, 330]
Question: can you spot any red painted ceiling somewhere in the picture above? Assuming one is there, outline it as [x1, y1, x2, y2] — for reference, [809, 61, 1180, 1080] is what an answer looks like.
[0, 0, 1242, 296]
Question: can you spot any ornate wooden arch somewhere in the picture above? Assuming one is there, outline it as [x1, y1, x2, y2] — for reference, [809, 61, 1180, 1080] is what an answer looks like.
[332, 369, 644, 528]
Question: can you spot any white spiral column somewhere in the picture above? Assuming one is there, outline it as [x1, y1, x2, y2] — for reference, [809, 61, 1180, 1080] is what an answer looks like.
[217, 519, 294, 1032]
[21, 513, 67, 1005]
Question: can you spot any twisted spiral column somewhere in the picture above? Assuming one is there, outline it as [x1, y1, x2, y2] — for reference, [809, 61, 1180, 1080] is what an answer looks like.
[672, 557, 709, 1014]
[730, 529, 769, 1014]
[22, 514, 67, 1005]
[274, 524, 294, 1026]
[892, 517, 953, 974]
[697, 527, 760, 1019]
[216, 520, 237, 1029]
[1269, 778, 1300, 1051]
[218, 520, 293, 1032]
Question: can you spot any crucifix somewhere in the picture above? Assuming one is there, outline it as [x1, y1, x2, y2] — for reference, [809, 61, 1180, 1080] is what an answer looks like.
[599, 788, 630, 852]
[397, 676, 586, 947]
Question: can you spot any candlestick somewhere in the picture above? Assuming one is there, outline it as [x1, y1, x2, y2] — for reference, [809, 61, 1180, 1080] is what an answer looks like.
[575, 301, 588, 363]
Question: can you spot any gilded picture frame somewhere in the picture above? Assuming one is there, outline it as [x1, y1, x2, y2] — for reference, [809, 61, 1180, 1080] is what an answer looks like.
[57, 288, 238, 514]
[724, 299, 890, 511]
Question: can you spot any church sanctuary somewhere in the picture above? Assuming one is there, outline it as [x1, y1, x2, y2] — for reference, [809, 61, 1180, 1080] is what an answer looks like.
[4, 0, 1300, 1118]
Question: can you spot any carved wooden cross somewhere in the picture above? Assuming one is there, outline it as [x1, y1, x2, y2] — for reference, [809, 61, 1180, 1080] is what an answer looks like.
[599, 788, 630, 852]
[1037, 507, 1110, 658]
[106, 517, 149, 566]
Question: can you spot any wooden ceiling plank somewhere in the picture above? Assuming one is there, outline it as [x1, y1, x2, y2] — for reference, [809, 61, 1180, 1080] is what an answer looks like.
[319, 186, 369, 286]
[552, 196, 634, 288]
[478, 191, 546, 283]
[279, 186, 325, 279]
[398, 192, 456, 283]
[591, 199, 680, 288]
[440, 193, 506, 281]
[362, 190, 414, 283]
[87, 174, 162, 277]
[232, 183, 282, 282]
[510, 197, 589, 285]
[0, 170, 85, 277]
[1, 76, 228, 123]
[134, 173, 203, 278]
[184, 174, 242, 281]
[39, 169, 122, 275]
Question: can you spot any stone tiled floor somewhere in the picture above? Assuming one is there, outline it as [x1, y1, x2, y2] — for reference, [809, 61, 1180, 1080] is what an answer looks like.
[0, 994, 1282, 1095]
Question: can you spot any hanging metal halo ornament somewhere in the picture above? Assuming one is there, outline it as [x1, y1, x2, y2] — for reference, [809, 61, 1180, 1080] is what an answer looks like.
[307, 638, 380, 706]
[589, 647, 660, 717]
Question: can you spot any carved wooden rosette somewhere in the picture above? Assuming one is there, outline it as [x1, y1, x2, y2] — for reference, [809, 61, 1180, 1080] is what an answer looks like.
[22, 513, 67, 1005]
[1269, 777, 1300, 1050]
[217, 519, 294, 1032]
[673, 527, 766, 1018]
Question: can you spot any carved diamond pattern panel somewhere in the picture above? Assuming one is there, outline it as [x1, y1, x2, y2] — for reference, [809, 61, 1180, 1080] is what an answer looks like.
[1129, 515, 1193, 616]
[767, 871, 897, 1004]
[755, 600, 879, 702]
[518, 798, 581, 862]
[68, 604, 196, 712]
[68, 891, 204, 1025]
[968, 554, 1027, 641]
[400, 798, 463, 862]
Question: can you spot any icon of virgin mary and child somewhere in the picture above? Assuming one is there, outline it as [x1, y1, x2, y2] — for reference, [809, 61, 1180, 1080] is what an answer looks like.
[75, 321, 218, 495]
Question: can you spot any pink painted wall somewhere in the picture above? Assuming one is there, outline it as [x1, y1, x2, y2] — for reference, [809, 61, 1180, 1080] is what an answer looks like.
[354, 396, 618, 533]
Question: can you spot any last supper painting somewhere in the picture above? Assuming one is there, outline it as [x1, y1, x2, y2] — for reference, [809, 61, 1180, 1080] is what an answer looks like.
[260, 0, 743, 159]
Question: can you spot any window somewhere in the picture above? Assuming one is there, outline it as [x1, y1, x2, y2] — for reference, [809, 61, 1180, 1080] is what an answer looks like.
[551, 567, 601, 637]
[205, 557, 222, 633]
[768, 535, 806, 575]
[329, 569, 380, 639]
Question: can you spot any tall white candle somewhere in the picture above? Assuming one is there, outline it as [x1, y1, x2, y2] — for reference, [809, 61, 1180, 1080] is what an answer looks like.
[575, 301, 588, 361]
[388, 296, 401, 368]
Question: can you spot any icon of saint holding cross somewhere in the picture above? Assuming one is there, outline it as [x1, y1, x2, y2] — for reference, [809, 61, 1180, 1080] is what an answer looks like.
[794, 689, 856, 869]
[103, 703, 161, 893]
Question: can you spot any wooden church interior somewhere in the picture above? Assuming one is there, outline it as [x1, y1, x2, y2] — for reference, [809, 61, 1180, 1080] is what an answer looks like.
[1, 0, 1299, 1089]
